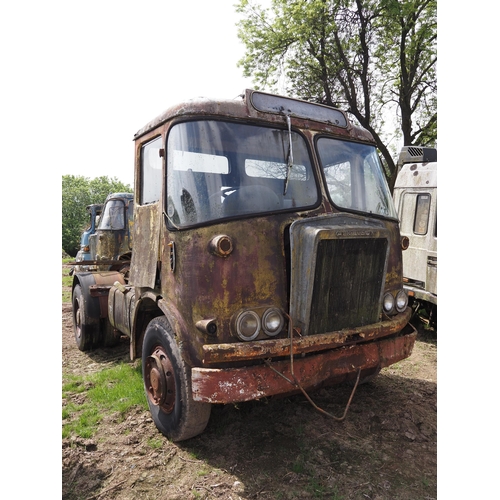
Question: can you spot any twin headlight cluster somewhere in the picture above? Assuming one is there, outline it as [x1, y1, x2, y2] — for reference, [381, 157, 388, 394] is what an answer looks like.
[383, 289, 408, 315]
[233, 291, 407, 342]
[234, 307, 285, 341]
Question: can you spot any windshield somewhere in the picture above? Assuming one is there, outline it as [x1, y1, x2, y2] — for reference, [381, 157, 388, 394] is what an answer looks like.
[99, 200, 126, 230]
[316, 138, 397, 218]
[166, 120, 318, 227]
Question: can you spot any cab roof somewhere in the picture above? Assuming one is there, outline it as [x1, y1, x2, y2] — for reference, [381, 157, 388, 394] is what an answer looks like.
[133, 89, 374, 144]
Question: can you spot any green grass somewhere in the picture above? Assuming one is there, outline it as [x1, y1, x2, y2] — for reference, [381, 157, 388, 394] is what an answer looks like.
[62, 363, 147, 439]
[147, 437, 164, 449]
[62, 258, 73, 303]
[292, 454, 306, 474]
[196, 467, 210, 477]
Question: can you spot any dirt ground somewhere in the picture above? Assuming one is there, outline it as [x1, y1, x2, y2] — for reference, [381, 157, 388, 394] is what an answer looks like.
[62, 276, 437, 500]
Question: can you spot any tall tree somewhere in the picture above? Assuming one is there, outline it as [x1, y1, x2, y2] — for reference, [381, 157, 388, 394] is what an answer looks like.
[62, 175, 132, 256]
[236, 0, 437, 189]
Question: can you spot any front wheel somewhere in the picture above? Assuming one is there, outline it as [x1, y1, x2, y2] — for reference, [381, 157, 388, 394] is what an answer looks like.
[142, 316, 211, 442]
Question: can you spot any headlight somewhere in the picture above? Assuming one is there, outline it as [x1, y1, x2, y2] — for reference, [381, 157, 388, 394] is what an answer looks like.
[396, 290, 408, 312]
[383, 293, 395, 313]
[262, 308, 284, 336]
[235, 310, 261, 341]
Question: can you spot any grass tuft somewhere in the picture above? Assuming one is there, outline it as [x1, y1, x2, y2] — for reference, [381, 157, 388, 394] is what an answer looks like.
[62, 362, 147, 439]
[62, 260, 73, 303]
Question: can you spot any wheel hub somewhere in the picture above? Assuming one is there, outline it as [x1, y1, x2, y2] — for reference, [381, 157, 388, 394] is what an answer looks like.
[145, 347, 175, 413]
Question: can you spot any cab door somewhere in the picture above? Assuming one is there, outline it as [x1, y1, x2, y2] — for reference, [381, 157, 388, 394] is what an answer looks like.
[398, 190, 437, 295]
[129, 135, 163, 289]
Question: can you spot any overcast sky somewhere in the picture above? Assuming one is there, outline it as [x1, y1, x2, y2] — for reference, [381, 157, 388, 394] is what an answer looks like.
[3, 0, 261, 187]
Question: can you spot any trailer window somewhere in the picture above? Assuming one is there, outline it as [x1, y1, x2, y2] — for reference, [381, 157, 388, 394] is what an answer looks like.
[141, 136, 163, 204]
[317, 138, 397, 218]
[166, 120, 317, 227]
[413, 194, 431, 235]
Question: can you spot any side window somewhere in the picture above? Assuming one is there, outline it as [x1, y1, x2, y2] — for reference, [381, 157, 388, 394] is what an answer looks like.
[413, 194, 431, 235]
[141, 136, 163, 204]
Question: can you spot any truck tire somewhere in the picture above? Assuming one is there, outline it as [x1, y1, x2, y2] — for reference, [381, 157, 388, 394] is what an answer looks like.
[142, 316, 211, 442]
[72, 284, 97, 351]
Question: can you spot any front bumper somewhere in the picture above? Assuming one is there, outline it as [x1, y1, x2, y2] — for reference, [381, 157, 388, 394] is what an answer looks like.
[200, 308, 412, 364]
[404, 284, 437, 306]
[192, 310, 416, 404]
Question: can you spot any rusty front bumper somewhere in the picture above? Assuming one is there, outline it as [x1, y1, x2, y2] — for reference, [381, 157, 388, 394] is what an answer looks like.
[191, 311, 416, 404]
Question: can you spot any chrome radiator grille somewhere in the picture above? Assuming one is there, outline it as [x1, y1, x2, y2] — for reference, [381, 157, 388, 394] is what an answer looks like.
[289, 214, 390, 336]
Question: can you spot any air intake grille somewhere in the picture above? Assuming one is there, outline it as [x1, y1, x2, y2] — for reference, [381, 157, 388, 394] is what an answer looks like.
[407, 146, 424, 157]
[309, 238, 387, 334]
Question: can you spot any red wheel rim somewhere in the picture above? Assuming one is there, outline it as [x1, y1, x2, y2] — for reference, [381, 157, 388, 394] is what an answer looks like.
[145, 346, 176, 413]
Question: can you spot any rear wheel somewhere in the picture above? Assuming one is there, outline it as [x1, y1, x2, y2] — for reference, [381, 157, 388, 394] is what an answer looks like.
[142, 316, 211, 441]
[72, 284, 97, 351]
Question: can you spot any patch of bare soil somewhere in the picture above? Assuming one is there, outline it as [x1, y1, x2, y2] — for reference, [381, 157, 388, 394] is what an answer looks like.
[62, 273, 436, 500]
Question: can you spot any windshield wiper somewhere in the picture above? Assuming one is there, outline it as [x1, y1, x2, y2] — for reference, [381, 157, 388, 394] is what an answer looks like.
[283, 114, 294, 195]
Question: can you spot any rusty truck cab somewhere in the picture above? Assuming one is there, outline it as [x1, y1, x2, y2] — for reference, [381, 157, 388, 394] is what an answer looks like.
[107, 89, 416, 441]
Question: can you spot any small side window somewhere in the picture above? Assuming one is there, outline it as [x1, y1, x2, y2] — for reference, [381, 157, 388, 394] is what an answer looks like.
[141, 136, 163, 204]
[413, 194, 431, 235]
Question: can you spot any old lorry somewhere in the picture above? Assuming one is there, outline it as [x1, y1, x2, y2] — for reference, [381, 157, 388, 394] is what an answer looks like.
[71, 89, 416, 441]
[392, 146, 437, 327]
[74, 203, 103, 267]
[87, 192, 134, 271]
[73, 192, 134, 273]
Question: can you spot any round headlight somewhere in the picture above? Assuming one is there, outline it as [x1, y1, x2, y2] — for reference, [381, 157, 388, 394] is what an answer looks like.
[235, 310, 261, 341]
[383, 293, 395, 313]
[262, 308, 284, 336]
[396, 289, 408, 312]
